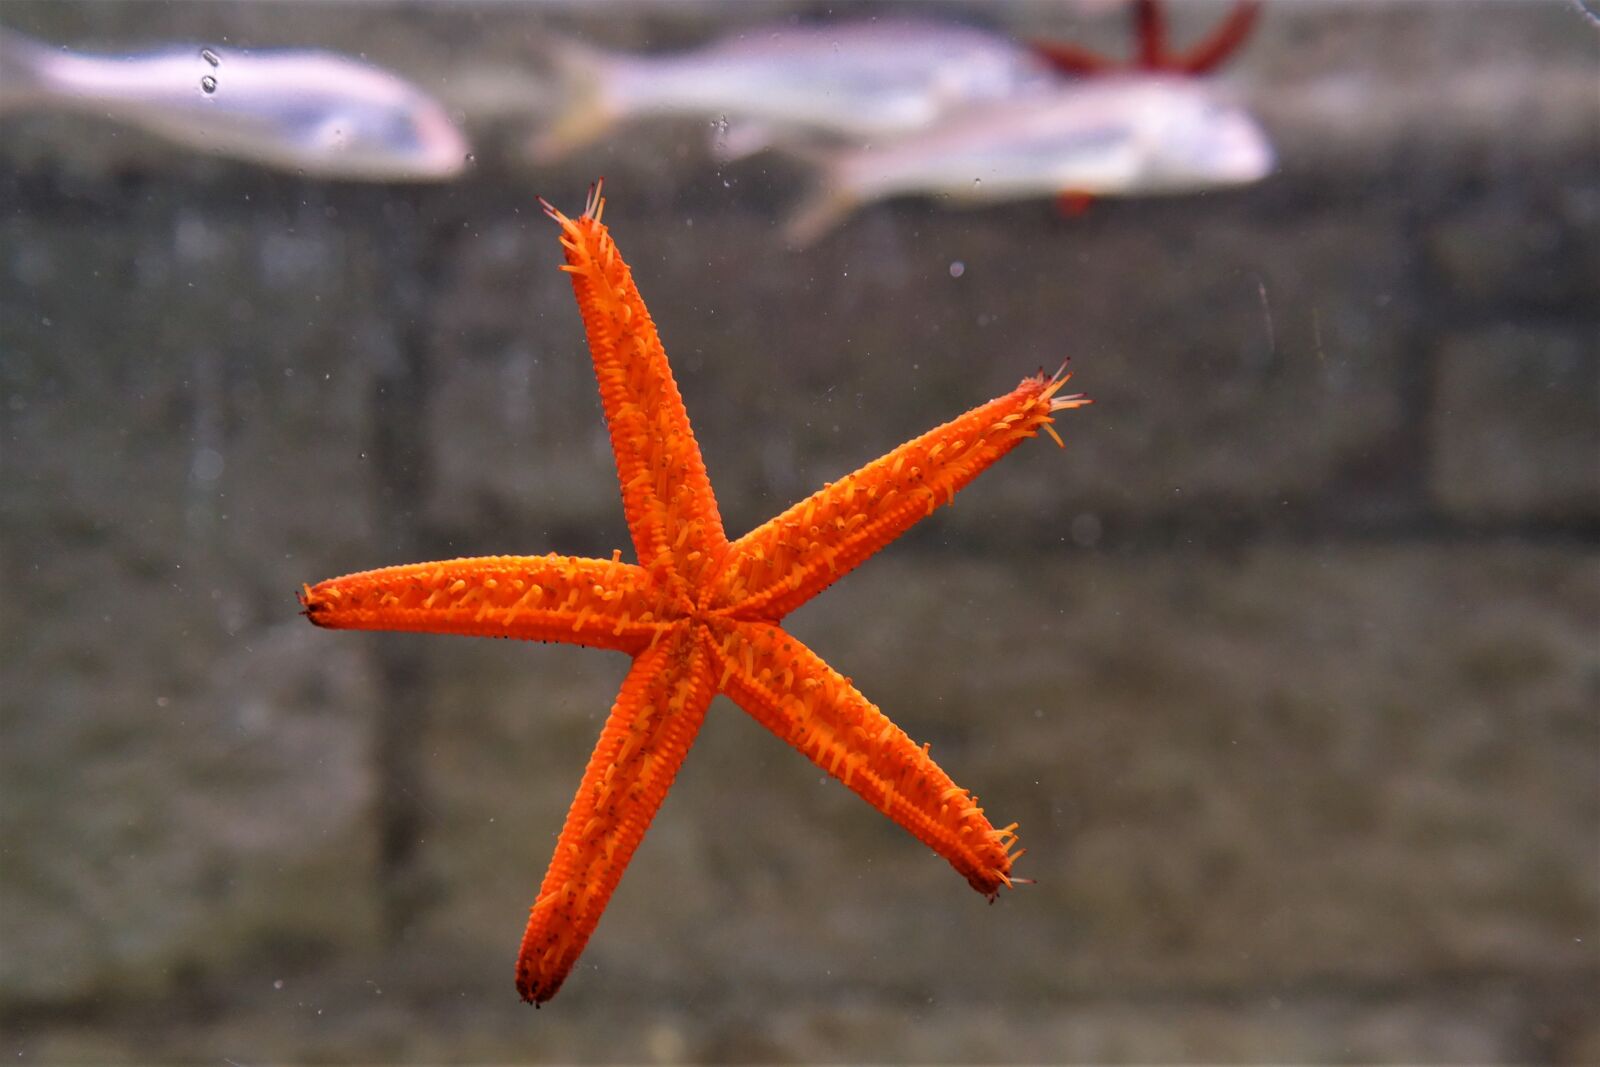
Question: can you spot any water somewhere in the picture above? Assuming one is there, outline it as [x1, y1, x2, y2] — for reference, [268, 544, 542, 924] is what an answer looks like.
[1, 1, 1596, 1062]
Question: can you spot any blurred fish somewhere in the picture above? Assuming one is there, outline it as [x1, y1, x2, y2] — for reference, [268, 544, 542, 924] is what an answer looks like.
[784, 77, 1275, 244]
[0, 27, 470, 181]
[1569, 0, 1600, 28]
[530, 18, 1062, 161]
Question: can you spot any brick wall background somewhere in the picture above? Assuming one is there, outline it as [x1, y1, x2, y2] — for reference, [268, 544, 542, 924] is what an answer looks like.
[1, 1, 1595, 1061]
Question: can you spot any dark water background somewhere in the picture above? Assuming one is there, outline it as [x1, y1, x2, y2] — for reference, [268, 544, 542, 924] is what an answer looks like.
[1, 1, 1596, 1061]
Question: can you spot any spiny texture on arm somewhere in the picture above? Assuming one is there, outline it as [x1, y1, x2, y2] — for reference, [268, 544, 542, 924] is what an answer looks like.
[708, 618, 1023, 897]
[542, 184, 728, 595]
[516, 623, 717, 1004]
[299, 553, 669, 653]
[714, 369, 1087, 620]
[298, 181, 1086, 1008]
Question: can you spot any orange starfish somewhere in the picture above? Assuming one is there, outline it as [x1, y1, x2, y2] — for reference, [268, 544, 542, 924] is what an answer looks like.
[300, 182, 1088, 1004]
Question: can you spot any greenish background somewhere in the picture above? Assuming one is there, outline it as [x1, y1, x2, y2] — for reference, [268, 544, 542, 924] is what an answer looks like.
[1, 1, 1596, 1061]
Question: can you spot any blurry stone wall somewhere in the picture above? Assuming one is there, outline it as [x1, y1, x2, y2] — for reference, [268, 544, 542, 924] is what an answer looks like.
[0, 1, 1595, 1062]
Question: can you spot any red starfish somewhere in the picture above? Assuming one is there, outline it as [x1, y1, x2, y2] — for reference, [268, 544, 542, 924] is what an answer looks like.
[300, 182, 1089, 1004]
[1032, 0, 1262, 77]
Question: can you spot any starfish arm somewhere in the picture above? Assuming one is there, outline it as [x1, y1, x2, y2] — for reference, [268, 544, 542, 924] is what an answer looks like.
[1174, 0, 1261, 75]
[1028, 37, 1119, 75]
[710, 619, 1022, 897]
[543, 185, 729, 592]
[516, 622, 716, 1003]
[1133, 0, 1169, 69]
[714, 370, 1088, 620]
[299, 554, 670, 654]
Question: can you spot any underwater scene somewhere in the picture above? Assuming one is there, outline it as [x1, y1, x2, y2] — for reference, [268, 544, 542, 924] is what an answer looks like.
[1, 0, 1596, 1062]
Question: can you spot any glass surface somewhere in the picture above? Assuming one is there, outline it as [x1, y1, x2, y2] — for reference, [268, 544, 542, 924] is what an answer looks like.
[1, 1, 1596, 1061]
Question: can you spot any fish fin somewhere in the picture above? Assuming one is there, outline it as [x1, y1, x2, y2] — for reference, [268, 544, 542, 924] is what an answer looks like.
[527, 34, 623, 162]
[709, 119, 779, 163]
[0, 27, 57, 110]
[1055, 191, 1096, 217]
[783, 179, 859, 248]
[779, 143, 864, 246]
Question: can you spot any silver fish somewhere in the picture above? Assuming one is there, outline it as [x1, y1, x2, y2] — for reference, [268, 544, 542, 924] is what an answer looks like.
[785, 76, 1275, 243]
[531, 18, 1062, 161]
[0, 28, 471, 181]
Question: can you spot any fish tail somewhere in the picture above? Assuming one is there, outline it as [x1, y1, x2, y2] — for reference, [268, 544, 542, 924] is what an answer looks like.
[0, 27, 57, 110]
[528, 35, 624, 162]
